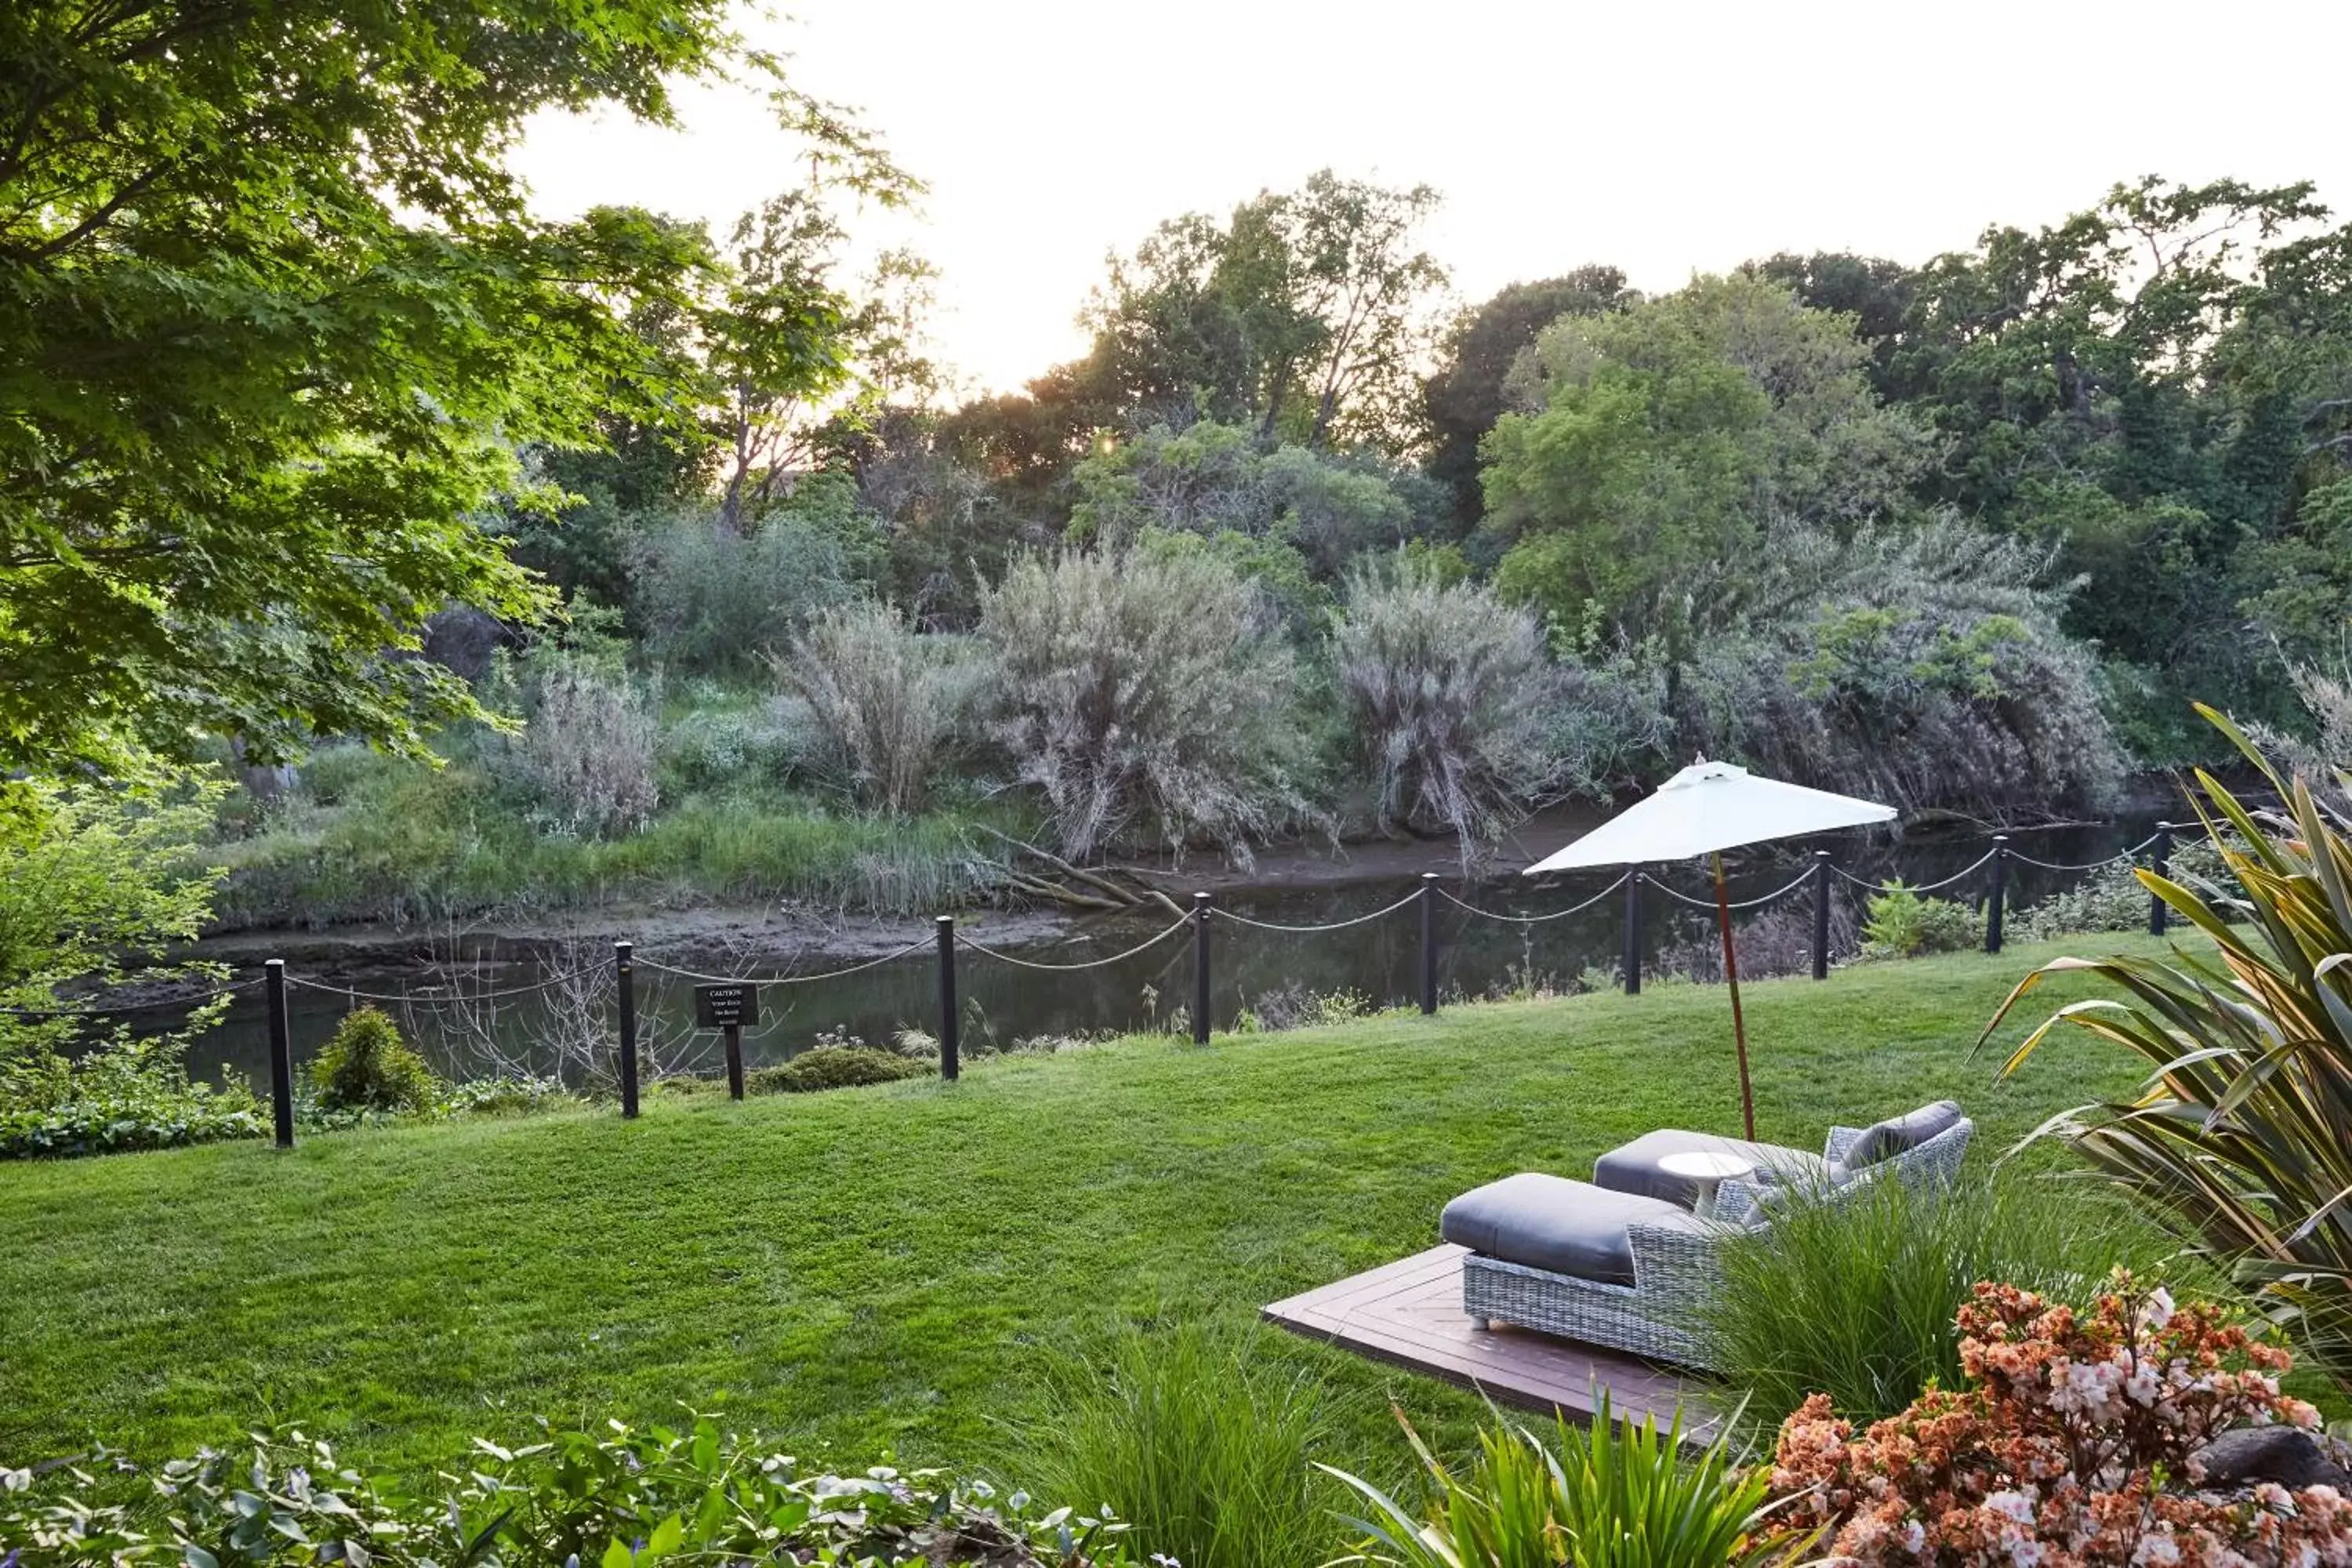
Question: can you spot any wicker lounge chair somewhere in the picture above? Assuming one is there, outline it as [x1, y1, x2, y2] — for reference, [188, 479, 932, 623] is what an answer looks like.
[1441, 1105, 1974, 1368]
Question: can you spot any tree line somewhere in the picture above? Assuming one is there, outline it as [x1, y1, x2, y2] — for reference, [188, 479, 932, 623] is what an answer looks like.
[5, 0, 2350, 871]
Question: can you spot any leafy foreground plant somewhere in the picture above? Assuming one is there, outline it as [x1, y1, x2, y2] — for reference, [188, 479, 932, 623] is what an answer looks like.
[1322, 1393, 1809, 1568]
[1767, 1273, 2344, 1568]
[1022, 1322, 1338, 1568]
[1991, 704, 2352, 1392]
[0, 1412, 1135, 1567]
[1697, 1166, 2165, 1424]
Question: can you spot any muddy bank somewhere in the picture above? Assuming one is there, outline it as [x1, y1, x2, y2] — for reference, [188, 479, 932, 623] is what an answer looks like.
[179, 782, 2181, 980]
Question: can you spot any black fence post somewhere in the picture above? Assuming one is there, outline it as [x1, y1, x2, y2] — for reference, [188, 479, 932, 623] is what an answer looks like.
[1623, 869, 1643, 996]
[615, 941, 640, 1119]
[264, 958, 294, 1150]
[1985, 837, 2009, 955]
[1418, 873, 1440, 1016]
[724, 1025, 744, 1100]
[2149, 822, 2172, 937]
[1812, 851, 1832, 981]
[936, 916, 960, 1082]
[1192, 892, 1212, 1045]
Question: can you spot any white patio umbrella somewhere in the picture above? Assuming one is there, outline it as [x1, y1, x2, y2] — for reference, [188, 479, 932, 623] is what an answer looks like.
[1523, 759, 1895, 1140]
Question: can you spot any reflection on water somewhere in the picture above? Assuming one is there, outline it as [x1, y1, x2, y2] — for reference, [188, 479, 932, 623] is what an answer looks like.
[146, 822, 2158, 1089]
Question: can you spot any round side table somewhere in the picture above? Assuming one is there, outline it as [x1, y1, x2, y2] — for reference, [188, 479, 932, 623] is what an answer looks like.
[1657, 1149, 1758, 1218]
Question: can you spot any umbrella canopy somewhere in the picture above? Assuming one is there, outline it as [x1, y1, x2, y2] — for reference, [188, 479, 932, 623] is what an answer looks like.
[1523, 760, 1895, 873]
[1522, 759, 1896, 1142]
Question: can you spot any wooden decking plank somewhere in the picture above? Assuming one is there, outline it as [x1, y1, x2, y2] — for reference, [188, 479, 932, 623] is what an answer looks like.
[1266, 1245, 1464, 1316]
[1261, 1244, 1713, 1436]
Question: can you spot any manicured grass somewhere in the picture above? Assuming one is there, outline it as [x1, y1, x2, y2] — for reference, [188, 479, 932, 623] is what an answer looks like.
[0, 934, 2186, 1478]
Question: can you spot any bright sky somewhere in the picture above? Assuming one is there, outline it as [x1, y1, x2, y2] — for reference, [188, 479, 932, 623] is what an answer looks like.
[514, 0, 2352, 397]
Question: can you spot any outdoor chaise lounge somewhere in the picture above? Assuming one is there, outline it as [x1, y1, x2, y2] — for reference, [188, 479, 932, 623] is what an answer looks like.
[1439, 1102, 1973, 1367]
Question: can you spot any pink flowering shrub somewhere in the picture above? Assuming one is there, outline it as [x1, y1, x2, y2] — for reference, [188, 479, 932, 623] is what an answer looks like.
[1768, 1274, 2352, 1568]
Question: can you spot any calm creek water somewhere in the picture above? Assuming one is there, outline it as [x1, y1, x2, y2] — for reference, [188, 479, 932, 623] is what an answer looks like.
[143, 817, 2162, 1090]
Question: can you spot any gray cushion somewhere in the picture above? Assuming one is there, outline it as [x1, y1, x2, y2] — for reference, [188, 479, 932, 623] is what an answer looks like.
[1842, 1100, 1963, 1171]
[1440, 1173, 1705, 1286]
[1593, 1129, 1834, 1209]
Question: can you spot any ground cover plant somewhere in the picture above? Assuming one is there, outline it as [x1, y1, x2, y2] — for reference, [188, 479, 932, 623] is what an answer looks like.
[0, 1413, 1138, 1567]
[0, 934, 2187, 1482]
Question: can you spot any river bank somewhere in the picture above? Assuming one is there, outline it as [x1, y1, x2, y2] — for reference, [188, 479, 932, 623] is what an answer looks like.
[136, 806, 2172, 1093]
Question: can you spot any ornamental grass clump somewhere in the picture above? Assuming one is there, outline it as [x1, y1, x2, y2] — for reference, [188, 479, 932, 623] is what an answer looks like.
[1990, 704, 2352, 1393]
[1767, 1274, 2347, 1568]
[1025, 1322, 1338, 1568]
[1323, 1392, 1808, 1568]
[1698, 1169, 2162, 1425]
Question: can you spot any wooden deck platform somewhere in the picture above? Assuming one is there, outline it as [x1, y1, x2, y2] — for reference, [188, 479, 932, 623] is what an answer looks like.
[1262, 1244, 1711, 1436]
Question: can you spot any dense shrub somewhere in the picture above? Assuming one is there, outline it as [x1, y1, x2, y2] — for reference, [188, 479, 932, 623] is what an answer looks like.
[442, 1075, 578, 1117]
[1862, 880, 1980, 957]
[0, 1413, 1138, 1566]
[630, 514, 862, 677]
[978, 549, 1311, 862]
[1323, 1396, 1788, 1568]
[1683, 518, 2124, 822]
[1066, 419, 1420, 579]
[1697, 1169, 2164, 1424]
[0, 1038, 263, 1159]
[777, 600, 977, 814]
[1, 777, 227, 1064]
[307, 1007, 441, 1115]
[655, 701, 803, 794]
[1025, 1323, 1339, 1568]
[1546, 647, 1675, 801]
[1330, 559, 1556, 847]
[1769, 1276, 2343, 1568]
[512, 659, 660, 837]
[0, 775, 252, 1160]
[749, 1044, 930, 1094]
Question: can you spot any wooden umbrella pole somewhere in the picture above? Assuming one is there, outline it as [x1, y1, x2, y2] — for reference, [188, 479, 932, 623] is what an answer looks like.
[1712, 850, 1756, 1141]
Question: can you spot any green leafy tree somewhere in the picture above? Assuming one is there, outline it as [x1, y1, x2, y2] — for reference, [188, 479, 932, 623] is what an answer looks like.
[0, 0, 870, 779]
[1890, 176, 2350, 750]
[1421, 268, 1635, 529]
[0, 775, 227, 1062]
[1481, 273, 1933, 662]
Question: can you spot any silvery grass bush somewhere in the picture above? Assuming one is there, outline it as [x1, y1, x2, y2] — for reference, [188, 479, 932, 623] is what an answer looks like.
[514, 658, 660, 837]
[775, 598, 979, 815]
[978, 548, 1312, 864]
[1331, 556, 1558, 851]
[1022, 1321, 1340, 1568]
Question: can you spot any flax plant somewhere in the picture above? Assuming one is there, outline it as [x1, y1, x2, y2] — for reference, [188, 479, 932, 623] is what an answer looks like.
[1989, 703, 2352, 1391]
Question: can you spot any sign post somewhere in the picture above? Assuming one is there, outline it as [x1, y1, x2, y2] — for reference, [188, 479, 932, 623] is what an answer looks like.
[694, 983, 761, 1101]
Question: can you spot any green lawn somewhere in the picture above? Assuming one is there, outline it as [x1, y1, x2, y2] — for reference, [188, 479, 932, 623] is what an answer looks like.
[0, 934, 2183, 1479]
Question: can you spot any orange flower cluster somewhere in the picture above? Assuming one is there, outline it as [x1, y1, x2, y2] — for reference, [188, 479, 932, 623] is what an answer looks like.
[1768, 1275, 2347, 1568]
